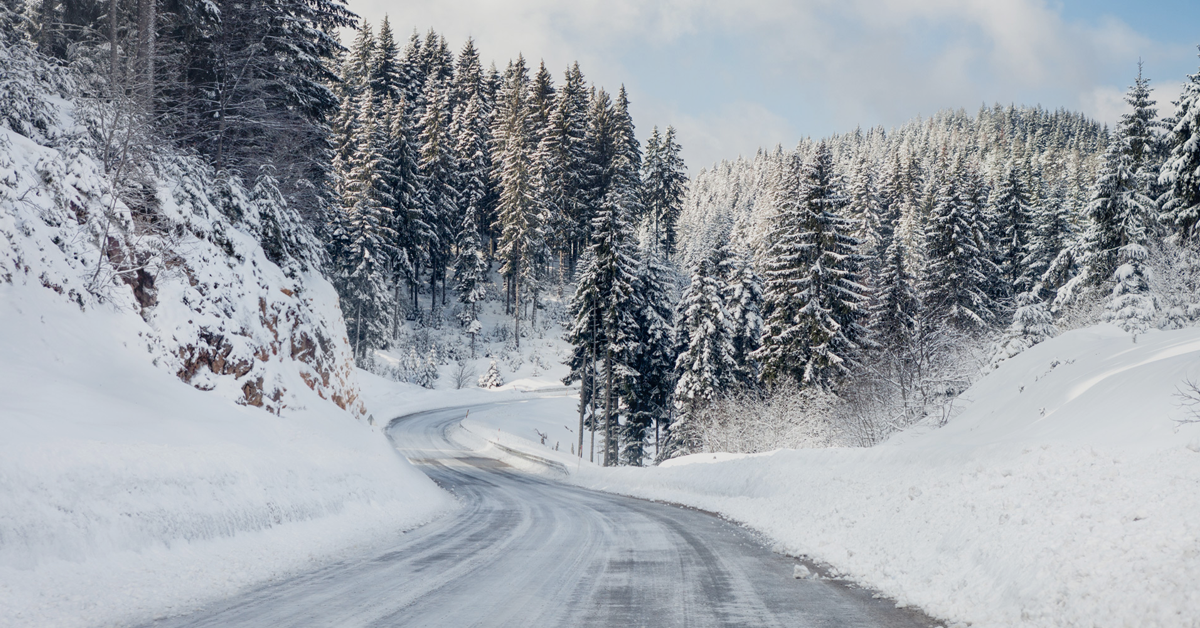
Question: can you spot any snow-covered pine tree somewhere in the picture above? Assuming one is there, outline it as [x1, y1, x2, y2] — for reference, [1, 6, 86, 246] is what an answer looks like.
[1021, 180, 1074, 298]
[844, 147, 883, 263]
[334, 93, 397, 361]
[493, 56, 539, 346]
[1105, 243, 1157, 339]
[418, 347, 440, 388]
[641, 126, 689, 259]
[718, 243, 763, 388]
[870, 236, 920, 354]
[755, 143, 869, 388]
[988, 292, 1058, 368]
[418, 75, 459, 317]
[370, 17, 403, 105]
[990, 159, 1034, 294]
[920, 155, 994, 329]
[673, 256, 736, 423]
[382, 96, 429, 319]
[1160, 51, 1200, 241]
[564, 250, 603, 460]
[479, 360, 504, 388]
[623, 250, 676, 466]
[251, 164, 321, 275]
[557, 64, 594, 275]
[1080, 139, 1155, 290]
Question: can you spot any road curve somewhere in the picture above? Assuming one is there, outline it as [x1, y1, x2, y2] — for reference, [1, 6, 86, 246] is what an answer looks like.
[147, 401, 938, 628]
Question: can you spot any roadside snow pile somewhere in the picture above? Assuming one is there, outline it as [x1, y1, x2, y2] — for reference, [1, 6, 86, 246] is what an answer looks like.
[463, 325, 1200, 628]
[1, 37, 454, 628]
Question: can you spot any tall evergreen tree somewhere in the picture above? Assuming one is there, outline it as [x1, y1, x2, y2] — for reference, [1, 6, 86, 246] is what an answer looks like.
[624, 251, 676, 465]
[1160, 51, 1200, 241]
[921, 155, 994, 328]
[417, 75, 459, 316]
[641, 126, 689, 258]
[334, 93, 397, 360]
[990, 159, 1034, 294]
[673, 257, 736, 427]
[718, 244, 763, 388]
[756, 143, 869, 388]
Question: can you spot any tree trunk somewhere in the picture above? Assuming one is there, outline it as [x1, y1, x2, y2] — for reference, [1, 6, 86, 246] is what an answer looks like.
[603, 348, 614, 466]
[354, 301, 363, 364]
[577, 366, 586, 459]
[513, 271, 520, 349]
[136, 0, 155, 109]
[110, 0, 119, 93]
[392, 282, 402, 342]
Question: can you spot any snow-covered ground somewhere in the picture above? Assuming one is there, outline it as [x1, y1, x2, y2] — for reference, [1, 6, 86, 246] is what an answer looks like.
[0, 280, 455, 628]
[435, 324, 1200, 628]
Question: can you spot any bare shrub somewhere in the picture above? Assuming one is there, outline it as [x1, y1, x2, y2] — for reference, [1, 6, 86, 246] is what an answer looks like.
[451, 361, 478, 390]
[671, 384, 840, 456]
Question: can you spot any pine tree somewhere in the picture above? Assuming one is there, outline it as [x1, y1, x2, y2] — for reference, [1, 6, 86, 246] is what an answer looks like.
[1022, 181, 1073, 297]
[921, 155, 994, 329]
[418, 347, 440, 388]
[641, 126, 689, 258]
[370, 17, 402, 104]
[251, 164, 321, 275]
[479, 360, 504, 388]
[990, 159, 1034, 294]
[989, 292, 1058, 368]
[718, 244, 763, 388]
[381, 96, 429, 318]
[493, 56, 539, 346]
[1160, 51, 1200, 241]
[870, 237, 920, 352]
[755, 143, 869, 388]
[1105, 244, 1157, 338]
[624, 251, 676, 465]
[844, 147, 883, 261]
[334, 93, 397, 360]
[417, 75, 459, 317]
[673, 257, 736, 424]
[1080, 141, 1154, 288]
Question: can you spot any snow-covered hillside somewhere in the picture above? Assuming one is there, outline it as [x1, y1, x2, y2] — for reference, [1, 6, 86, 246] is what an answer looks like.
[451, 325, 1200, 628]
[1, 34, 453, 628]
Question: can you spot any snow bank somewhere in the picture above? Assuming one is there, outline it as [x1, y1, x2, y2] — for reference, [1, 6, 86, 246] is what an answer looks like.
[1, 39, 453, 627]
[0, 279, 455, 628]
[460, 326, 1200, 628]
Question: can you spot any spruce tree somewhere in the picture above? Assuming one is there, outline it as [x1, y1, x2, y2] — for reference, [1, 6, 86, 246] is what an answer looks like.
[990, 159, 1034, 294]
[334, 93, 397, 360]
[920, 155, 993, 329]
[673, 257, 736, 426]
[989, 292, 1058, 368]
[417, 76, 459, 317]
[1105, 244, 1157, 338]
[755, 143, 869, 388]
[641, 126, 689, 258]
[624, 251, 676, 465]
[493, 56, 539, 346]
[1160, 51, 1200, 241]
[718, 244, 763, 388]
[370, 17, 402, 104]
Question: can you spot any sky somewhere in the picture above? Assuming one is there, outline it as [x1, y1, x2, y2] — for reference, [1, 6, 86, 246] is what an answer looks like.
[347, 0, 1200, 172]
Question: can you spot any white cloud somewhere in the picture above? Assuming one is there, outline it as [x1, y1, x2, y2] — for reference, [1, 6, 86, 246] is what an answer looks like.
[349, 0, 1189, 168]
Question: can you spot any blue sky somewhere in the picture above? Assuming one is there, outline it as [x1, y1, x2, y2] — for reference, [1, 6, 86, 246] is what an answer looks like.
[352, 0, 1200, 171]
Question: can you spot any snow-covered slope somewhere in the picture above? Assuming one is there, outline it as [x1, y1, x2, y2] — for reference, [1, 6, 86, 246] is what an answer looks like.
[458, 325, 1200, 628]
[1, 37, 453, 627]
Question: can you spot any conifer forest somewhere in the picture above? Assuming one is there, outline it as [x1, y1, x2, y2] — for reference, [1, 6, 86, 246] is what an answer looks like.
[6, 0, 1200, 470]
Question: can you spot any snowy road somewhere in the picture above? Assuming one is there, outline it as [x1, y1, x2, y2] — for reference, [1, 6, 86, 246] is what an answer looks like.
[149, 402, 936, 628]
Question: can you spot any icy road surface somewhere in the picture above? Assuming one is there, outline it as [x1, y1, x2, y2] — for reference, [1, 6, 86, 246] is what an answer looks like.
[149, 403, 937, 628]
